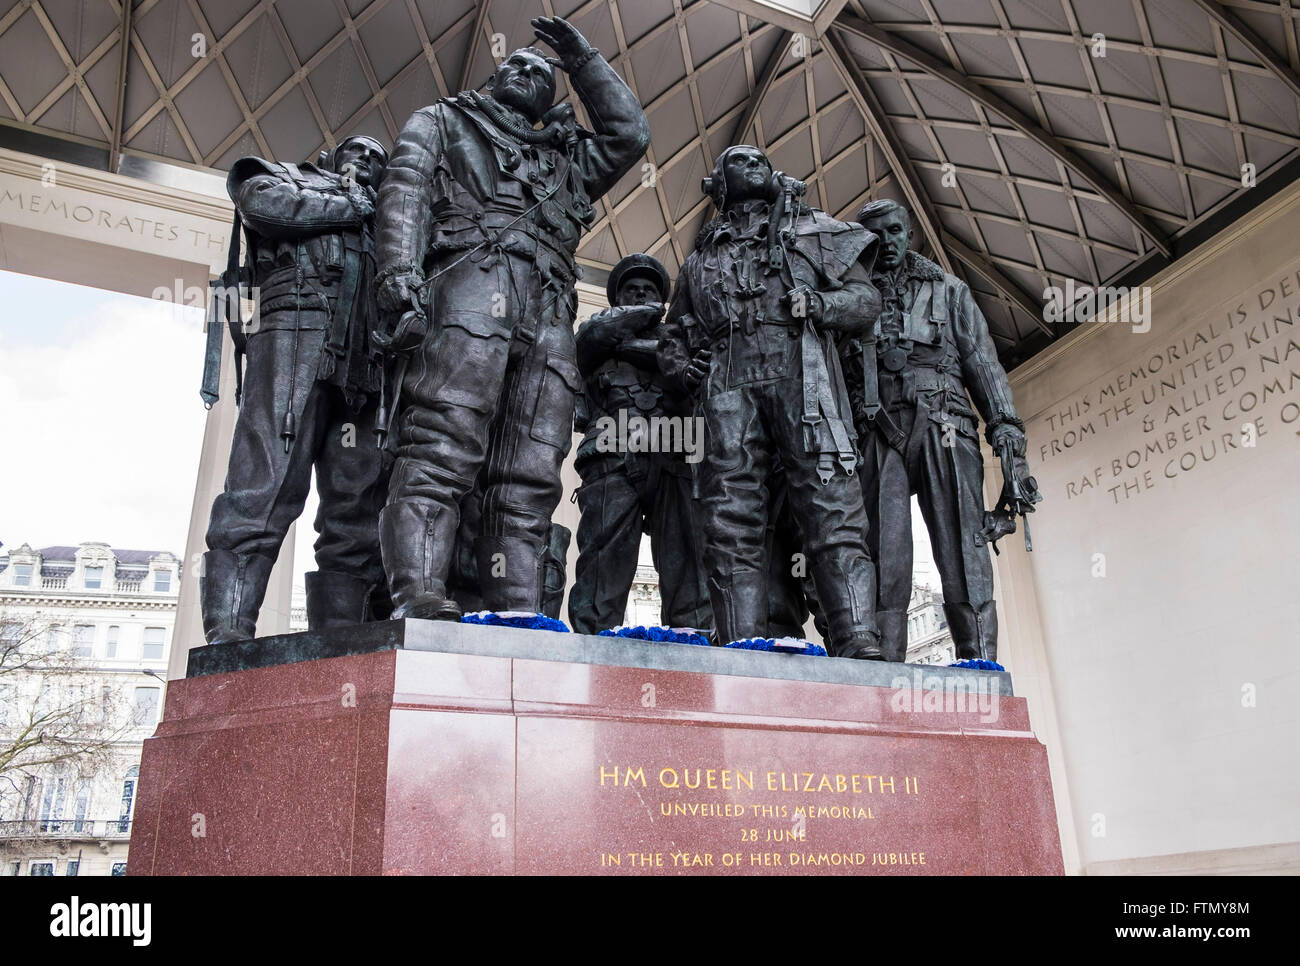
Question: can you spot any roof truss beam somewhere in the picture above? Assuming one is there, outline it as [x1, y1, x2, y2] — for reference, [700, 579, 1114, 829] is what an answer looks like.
[941, 230, 1051, 337]
[459, 0, 493, 93]
[823, 28, 954, 274]
[1189, 0, 1300, 100]
[109, 0, 132, 172]
[731, 29, 791, 145]
[833, 12, 1173, 257]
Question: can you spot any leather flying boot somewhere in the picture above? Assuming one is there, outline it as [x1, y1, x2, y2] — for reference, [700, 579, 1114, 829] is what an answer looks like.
[201, 549, 276, 645]
[973, 599, 998, 663]
[812, 555, 883, 659]
[708, 568, 768, 645]
[944, 602, 975, 659]
[305, 570, 374, 629]
[944, 601, 998, 662]
[380, 502, 462, 621]
[541, 524, 572, 620]
[474, 534, 546, 613]
[876, 609, 908, 663]
[838, 635, 884, 660]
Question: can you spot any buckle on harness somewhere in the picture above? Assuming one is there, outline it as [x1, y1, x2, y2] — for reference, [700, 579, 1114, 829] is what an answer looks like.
[816, 453, 835, 486]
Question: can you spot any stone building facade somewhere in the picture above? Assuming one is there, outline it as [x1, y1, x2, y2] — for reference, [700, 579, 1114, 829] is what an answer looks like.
[0, 542, 179, 876]
[902, 584, 956, 666]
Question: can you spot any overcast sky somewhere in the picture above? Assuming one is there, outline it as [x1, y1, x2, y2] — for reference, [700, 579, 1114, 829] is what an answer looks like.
[0, 268, 935, 597]
[0, 269, 206, 554]
[0, 269, 318, 587]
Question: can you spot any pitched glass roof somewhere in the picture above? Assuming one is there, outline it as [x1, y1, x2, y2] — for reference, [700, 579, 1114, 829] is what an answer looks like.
[2, 0, 1296, 365]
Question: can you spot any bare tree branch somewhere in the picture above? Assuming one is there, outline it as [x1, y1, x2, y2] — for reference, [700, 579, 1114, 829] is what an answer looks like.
[0, 611, 133, 815]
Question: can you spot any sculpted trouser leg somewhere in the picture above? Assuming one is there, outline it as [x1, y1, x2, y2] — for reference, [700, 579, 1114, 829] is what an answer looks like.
[474, 308, 576, 611]
[649, 465, 711, 630]
[446, 485, 485, 613]
[204, 326, 329, 640]
[697, 386, 773, 644]
[383, 259, 514, 615]
[914, 422, 998, 661]
[857, 421, 914, 662]
[383, 255, 575, 615]
[206, 328, 330, 557]
[762, 381, 878, 655]
[569, 464, 645, 634]
[766, 485, 804, 638]
[308, 389, 388, 626]
[767, 472, 817, 639]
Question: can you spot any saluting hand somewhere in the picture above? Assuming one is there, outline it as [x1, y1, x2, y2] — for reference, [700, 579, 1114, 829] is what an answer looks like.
[531, 16, 593, 72]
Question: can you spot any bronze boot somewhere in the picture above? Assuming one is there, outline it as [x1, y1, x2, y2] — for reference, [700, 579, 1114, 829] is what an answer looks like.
[304, 570, 375, 629]
[380, 502, 462, 621]
[200, 549, 275, 645]
[474, 534, 547, 614]
[876, 609, 908, 662]
[945, 600, 999, 663]
[708, 569, 768, 646]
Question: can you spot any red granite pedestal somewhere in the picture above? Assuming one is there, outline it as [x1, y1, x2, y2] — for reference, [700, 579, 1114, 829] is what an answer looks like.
[128, 621, 1064, 875]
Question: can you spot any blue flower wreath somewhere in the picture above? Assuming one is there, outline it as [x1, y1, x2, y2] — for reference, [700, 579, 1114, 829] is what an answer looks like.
[597, 625, 711, 647]
[724, 637, 827, 657]
[949, 658, 1005, 671]
[460, 611, 570, 633]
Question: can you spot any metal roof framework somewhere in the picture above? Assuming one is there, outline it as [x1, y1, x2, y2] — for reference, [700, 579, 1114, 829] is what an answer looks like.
[2, 0, 1299, 364]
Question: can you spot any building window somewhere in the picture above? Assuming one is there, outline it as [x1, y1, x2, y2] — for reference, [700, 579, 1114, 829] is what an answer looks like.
[111, 862, 127, 876]
[35, 679, 54, 718]
[29, 861, 55, 876]
[142, 627, 165, 661]
[84, 565, 103, 589]
[72, 624, 93, 657]
[39, 774, 69, 832]
[65, 860, 79, 876]
[106, 625, 119, 658]
[132, 687, 160, 726]
[12, 563, 32, 586]
[72, 782, 91, 832]
[0, 684, 10, 727]
[20, 775, 39, 821]
[64, 684, 87, 723]
[118, 767, 139, 833]
[153, 570, 171, 592]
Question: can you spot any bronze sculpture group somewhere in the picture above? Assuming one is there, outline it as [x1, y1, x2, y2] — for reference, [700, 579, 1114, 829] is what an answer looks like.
[200, 17, 1038, 665]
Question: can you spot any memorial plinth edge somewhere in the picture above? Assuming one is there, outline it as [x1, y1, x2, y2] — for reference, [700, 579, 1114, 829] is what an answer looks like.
[185, 618, 1013, 694]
